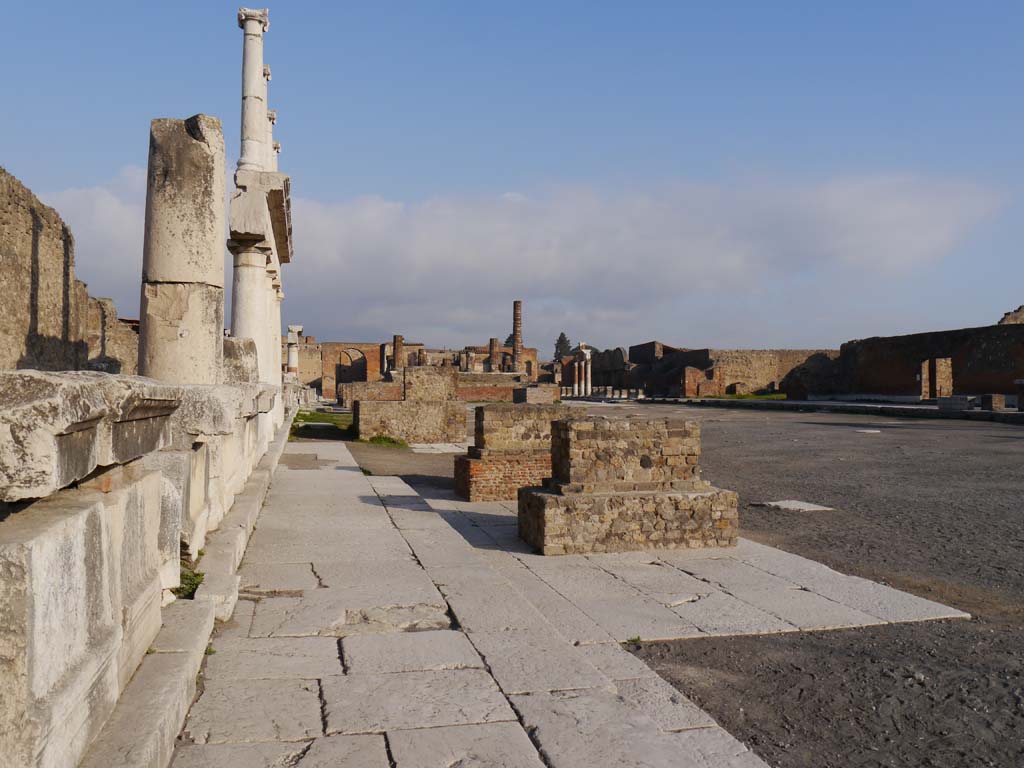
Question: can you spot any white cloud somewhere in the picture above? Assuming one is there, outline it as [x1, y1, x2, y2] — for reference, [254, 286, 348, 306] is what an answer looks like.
[289, 175, 1001, 349]
[44, 166, 147, 318]
[42, 168, 1001, 350]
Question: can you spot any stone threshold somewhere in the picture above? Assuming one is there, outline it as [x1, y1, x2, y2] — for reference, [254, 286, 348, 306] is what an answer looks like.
[77, 409, 296, 768]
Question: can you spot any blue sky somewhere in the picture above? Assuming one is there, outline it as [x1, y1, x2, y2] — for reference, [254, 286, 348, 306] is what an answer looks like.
[4, 2, 1022, 353]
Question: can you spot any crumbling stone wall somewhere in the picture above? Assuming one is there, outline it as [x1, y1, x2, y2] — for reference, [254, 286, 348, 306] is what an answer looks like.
[519, 416, 738, 555]
[355, 400, 464, 443]
[1, 168, 89, 370]
[84, 297, 139, 374]
[998, 306, 1024, 325]
[833, 325, 1024, 396]
[513, 383, 559, 404]
[404, 365, 457, 401]
[338, 380, 403, 408]
[455, 403, 569, 501]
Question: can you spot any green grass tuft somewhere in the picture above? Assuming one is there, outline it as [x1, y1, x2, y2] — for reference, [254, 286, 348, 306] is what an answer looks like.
[360, 435, 409, 449]
[173, 568, 204, 600]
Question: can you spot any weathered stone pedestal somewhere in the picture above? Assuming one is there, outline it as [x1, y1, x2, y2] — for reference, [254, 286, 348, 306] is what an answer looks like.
[518, 416, 739, 555]
[455, 403, 569, 501]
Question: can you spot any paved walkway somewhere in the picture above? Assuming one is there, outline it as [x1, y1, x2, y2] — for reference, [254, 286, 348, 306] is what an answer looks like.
[172, 442, 967, 767]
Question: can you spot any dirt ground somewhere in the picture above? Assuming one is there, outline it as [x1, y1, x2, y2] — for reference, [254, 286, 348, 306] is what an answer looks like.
[611, 403, 1024, 768]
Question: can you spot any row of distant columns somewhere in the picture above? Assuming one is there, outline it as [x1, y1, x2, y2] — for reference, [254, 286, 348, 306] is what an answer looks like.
[229, 7, 286, 428]
[571, 355, 593, 397]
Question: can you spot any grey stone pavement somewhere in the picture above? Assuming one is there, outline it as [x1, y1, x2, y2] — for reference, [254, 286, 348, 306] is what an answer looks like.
[172, 441, 968, 768]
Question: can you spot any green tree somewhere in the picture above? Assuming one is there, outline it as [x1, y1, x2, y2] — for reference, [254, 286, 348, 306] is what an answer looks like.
[504, 332, 515, 346]
[554, 332, 572, 360]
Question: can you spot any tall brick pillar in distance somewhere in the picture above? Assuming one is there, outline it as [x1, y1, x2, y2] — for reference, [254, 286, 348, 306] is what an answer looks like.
[511, 300, 524, 373]
[139, 115, 226, 385]
[489, 337, 501, 372]
[393, 334, 405, 370]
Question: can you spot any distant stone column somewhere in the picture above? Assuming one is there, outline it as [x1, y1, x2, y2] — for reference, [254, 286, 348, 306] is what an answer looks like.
[585, 357, 593, 396]
[265, 108, 277, 171]
[237, 8, 270, 172]
[489, 337, 501, 372]
[139, 115, 226, 385]
[230, 245, 270, 377]
[393, 334, 405, 370]
[287, 324, 302, 373]
[418, 348, 428, 366]
[511, 300, 524, 373]
[271, 141, 281, 171]
[572, 361, 580, 397]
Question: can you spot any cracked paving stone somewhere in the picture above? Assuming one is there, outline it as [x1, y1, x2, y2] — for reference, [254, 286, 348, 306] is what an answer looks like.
[671, 727, 770, 767]
[613, 676, 717, 731]
[669, 589, 797, 636]
[468, 630, 609, 694]
[299, 733, 391, 766]
[576, 642, 660, 681]
[510, 688, 699, 768]
[171, 741, 308, 767]
[322, 669, 516, 734]
[203, 637, 344, 680]
[387, 722, 546, 767]
[341, 629, 483, 674]
[183, 678, 322, 744]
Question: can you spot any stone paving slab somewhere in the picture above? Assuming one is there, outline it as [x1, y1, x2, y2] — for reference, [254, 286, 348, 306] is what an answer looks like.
[203, 636, 343, 680]
[301, 734, 391, 766]
[322, 670, 517, 734]
[183, 678, 322, 744]
[469, 630, 609, 694]
[576, 642, 661, 681]
[342, 630, 483, 674]
[510, 688, 703, 767]
[175, 452, 967, 768]
[388, 722, 546, 767]
[614, 675, 718, 731]
[172, 742, 307, 767]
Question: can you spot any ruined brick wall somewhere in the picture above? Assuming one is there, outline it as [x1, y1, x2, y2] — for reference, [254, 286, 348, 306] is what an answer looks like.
[513, 384, 559, 403]
[355, 400, 465, 443]
[403, 366, 457, 401]
[643, 348, 837, 396]
[550, 417, 704, 493]
[0, 168, 88, 370]
[835, 325, 1024, 396]
[337, 380, 403, 408]
[456, 453, 552, 502]
[84, 297, 139, 374]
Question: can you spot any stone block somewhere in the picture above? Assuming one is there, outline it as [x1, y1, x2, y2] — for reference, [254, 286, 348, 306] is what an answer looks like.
[355, 400, 465, 443]
[387, 723, 545, 768]
[183, 678, 323, 744]
[341, 629, 482, 674]
[519, 487, 739, 555]
[513, 384, 559, 404]
[0, 463, 164, 768]
[0, 371, 180, 502]
[981, 393, 1007, 411]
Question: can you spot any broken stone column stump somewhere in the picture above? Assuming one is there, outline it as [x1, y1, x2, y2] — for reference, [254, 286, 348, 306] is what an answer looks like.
[518, 416, 739, 555]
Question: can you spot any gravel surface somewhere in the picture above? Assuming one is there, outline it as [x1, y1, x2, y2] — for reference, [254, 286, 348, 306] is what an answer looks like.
[611, 403, 1024, 768]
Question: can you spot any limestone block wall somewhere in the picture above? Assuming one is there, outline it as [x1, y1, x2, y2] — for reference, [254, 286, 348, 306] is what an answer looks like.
[355, 400, 465, 443]
[473, 403, 568, 453]
[0, 465, 163, 768]
[403, 366, 457, 401]
[337, 380, 403, 408]
[84, 297, 139, 374]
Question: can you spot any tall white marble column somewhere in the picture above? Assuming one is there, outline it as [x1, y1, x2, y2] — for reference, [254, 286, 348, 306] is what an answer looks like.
[572, 361, 580, 397]
[230, 246, 270, 376]
[585, 356, 593, 396]
[237, 8, 270, 172]
[265, 108, 277, 171]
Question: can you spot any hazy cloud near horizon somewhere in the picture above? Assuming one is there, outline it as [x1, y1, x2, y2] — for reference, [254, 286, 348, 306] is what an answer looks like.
[46, 167, 1002, 356]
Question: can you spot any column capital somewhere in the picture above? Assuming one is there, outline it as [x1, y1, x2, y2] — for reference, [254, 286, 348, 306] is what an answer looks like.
[238, 7, 269, 32]
[273, 141, 281, 153]
[263, 63, 272, 81]
[267, 109, 277, 124]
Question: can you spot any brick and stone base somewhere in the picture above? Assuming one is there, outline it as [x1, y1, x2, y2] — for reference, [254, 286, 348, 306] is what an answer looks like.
[517, 415, 739, 555]
[455, 451, 552, 501]
[518, 486, 738, 555]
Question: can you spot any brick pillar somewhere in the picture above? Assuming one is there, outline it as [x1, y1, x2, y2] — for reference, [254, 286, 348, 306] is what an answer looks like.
[489, 337, 501, 372]
[511, 300, 524, 373]
[393, 334, 405, 370]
